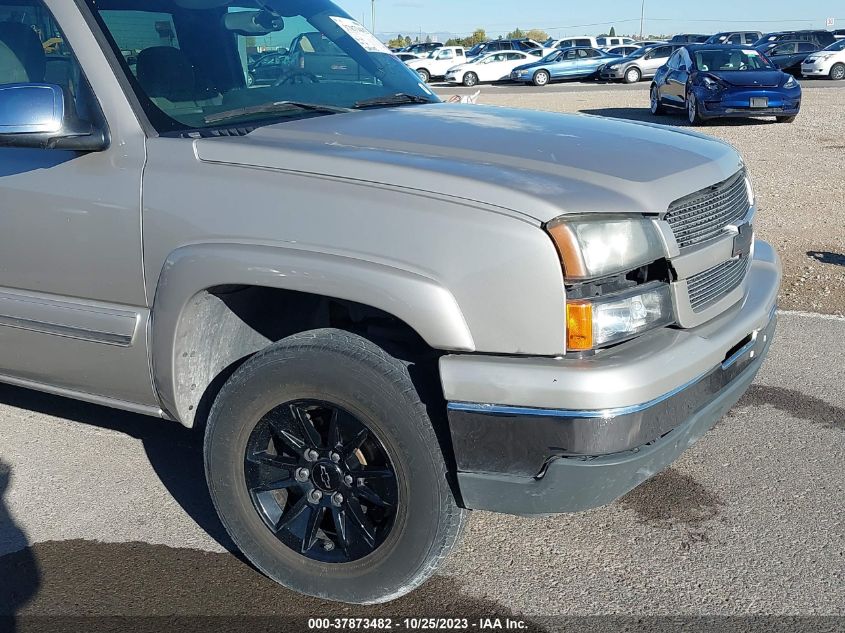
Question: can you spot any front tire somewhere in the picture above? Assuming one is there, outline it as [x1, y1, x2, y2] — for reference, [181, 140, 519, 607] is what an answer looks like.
[532, 69, 550, 86]
[830, 63, 845, 81]
[650, 85, 665, 115]
[204, 329, 466, 604]
[416, 68, 431, 83]
[624, 66, 642, 84]
[462, 71, 479, 87]
[687, 92, 704, 125]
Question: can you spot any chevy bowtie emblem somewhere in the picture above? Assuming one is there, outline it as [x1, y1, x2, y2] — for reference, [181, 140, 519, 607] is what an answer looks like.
[318, 465, 332, 489]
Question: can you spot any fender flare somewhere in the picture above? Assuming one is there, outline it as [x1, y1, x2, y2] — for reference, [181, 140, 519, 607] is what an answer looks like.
[150, 243, 474, 424]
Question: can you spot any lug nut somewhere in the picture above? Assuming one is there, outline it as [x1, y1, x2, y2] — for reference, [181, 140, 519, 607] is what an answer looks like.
[308, 489, 323, 504]
[330, 452, 341, 463]
[331, 493, 344, 506]
[295, 468, 310, 482]
[343, 475, 354, 486]
[322, 540, 335, 552]
[305, 449, 319, 462]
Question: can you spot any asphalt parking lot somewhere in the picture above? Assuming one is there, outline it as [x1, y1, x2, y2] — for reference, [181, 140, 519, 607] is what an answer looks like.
[1, 81, 844, 630]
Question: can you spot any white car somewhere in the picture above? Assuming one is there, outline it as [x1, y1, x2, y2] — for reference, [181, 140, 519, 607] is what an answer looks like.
[406, 46, 467, 82]
[801, 39, 845, 80]
[445, 51, 546, 86]
[546, 36, 600, 50]
[596, 36, 637, 48]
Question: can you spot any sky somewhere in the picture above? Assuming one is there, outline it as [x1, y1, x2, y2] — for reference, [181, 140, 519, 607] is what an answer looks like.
[336, 0, 843, 40]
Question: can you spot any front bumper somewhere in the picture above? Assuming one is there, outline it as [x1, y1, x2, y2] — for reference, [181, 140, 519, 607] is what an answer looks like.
[802, 61, 832, 76]
[696, 86, 801, 119]
[599, 66, 626, 79]
[442, 240, 781, 515]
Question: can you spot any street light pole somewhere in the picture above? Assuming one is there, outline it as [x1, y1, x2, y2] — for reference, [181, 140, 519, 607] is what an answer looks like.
[639, 0, 645, 39]
[371, 0, 376, 34]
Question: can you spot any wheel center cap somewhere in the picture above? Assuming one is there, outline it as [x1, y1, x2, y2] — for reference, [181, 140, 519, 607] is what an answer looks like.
[312, 461, 343, 492]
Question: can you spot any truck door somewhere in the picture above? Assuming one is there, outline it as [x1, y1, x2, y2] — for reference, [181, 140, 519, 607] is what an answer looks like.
[0, 0, 157, 409]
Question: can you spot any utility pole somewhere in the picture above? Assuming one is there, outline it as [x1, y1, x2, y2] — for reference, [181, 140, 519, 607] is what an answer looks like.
[371, 0, 376, 34]
[639, 0, 645, 38]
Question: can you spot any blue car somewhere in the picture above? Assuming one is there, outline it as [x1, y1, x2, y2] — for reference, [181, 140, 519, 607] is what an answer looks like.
[510, 47, 615, 86]
[650, 44, 801, 125]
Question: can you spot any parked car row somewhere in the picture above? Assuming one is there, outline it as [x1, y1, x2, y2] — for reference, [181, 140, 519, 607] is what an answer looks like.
[396, 28, 845, 88]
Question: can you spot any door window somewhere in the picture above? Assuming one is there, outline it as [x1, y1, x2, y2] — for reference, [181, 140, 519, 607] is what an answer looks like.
[651, 46, 672, 59]
[563, 50, 577, 60]
[772, 43, 797, 55]
[667, 50, 681, 70]
[0, 1, 95, 120]
[437, 49, 453, 60]
[798, 42, 817, 52]
[727, 34, 742, 44]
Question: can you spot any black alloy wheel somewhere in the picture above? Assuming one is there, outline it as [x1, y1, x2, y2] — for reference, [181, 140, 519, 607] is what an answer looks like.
[244, 400, 398, 563]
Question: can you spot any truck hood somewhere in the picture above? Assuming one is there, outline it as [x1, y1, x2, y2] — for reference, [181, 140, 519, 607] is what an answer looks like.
[194, 104, 744, 223]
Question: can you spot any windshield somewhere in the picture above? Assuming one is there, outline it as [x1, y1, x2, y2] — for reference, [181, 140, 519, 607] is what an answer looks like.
[824, 39, 845, 52]
[85, 0, 437, 134]
[694, 49, 774, 71]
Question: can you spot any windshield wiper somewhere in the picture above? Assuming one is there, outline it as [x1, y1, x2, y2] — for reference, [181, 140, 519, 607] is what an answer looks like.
[353, 93, 437, 109]
[204, 101, 351, 125]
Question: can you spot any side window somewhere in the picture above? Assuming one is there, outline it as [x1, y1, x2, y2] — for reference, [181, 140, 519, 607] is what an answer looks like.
[0, 0, 94, 120]
[438, 49, 453, 60]
[653, 46, 671, 59]
[506, 52, 523, 61]
[667, 51, 681, 70]
[798, 42, 816, 53]
[456, 48, 464, 56]
[745, 33, 759, 44]
[564, 50, 577, 60]
[576, 39, 591, 47]
[727, 34, 742, 44]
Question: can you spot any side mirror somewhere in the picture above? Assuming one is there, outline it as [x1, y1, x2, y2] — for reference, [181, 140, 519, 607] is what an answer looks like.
[0, 83, 107, 151]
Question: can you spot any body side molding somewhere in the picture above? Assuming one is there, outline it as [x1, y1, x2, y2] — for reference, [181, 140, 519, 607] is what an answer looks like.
[0, 288, 140, 346]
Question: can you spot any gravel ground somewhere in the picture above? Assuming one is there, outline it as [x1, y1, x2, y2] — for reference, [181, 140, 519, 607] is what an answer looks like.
[1, 312, 843, 627]
[438, 82, 845, 316]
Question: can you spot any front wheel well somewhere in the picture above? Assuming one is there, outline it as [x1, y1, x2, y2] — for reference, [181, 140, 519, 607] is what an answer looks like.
[171, 286, 440, 429]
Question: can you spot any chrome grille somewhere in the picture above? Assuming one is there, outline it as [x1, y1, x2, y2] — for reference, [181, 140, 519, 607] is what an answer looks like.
[688, 256, 750, 312]
[666, 171, 750, 249]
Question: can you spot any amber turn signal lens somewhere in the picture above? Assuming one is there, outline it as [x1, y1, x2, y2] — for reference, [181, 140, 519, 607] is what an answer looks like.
[566, 303, 593, 351]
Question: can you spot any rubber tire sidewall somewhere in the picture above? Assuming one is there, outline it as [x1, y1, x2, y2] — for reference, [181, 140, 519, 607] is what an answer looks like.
[204, 330, 463, 604]
[533, 70, 550, 86]
[417, 68, 431, 83]
[463, 72, 478, 87]
[624, 67, 641, 84]
[650, 85, 665, 114]
[687, 91, 703, 125]
[830, 64, 845, 81]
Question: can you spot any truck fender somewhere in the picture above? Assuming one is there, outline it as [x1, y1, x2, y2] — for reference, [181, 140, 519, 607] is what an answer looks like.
[150, 243, 474, 426]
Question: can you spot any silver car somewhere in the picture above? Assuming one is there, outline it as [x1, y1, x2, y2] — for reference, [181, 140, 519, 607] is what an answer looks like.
[600, 43, 685, 82]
